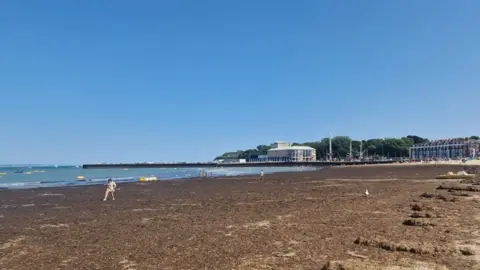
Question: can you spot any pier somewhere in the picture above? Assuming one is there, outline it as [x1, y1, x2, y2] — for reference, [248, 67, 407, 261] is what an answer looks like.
[82, 160, 397, 169]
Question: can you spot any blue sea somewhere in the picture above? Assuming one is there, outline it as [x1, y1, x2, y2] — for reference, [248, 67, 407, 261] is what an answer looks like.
[0, 165, 316, 190]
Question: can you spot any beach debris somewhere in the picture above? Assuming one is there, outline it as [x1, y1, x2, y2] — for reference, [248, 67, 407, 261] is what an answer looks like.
[354, 236, 452, 254]
[409, 212, 434, 218]
[420, 193, 436, 198]
[402, 219, 436, 227]
[435, 194, 448, 201]
[437, 185, 480, 192]
[365, 189, 369, 196]
[321, 260, 449, 270]
[320, 260, 354, 270]
[420, 193, 457, 202]
[346, 251, 368, 259]
[451, 192, 470, 197]
[459, 247, 476, 256]
[460, 178, 478, 184]
[411, 204, 423, 211]
[272, 251, 296, 257]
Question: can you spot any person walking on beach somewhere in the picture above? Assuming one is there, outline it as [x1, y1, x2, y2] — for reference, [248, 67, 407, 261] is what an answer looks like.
[260, 170, 264, 181]
[103, 178, 116, 201]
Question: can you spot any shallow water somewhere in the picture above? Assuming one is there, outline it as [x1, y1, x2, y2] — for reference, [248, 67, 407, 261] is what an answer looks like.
[0, 165, 317, 189]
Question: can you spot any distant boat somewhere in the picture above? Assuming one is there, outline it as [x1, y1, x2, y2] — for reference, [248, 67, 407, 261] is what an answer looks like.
[14, 170, 24, 174]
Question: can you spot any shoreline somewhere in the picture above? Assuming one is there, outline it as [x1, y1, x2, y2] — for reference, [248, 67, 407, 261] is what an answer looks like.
[2, 163, 477, 191]
[0, 168, 320, 193]
[0, 166, 318, 191]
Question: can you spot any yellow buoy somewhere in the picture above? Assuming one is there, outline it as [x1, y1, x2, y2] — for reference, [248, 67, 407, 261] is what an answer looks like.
[138, 176, 158, 182]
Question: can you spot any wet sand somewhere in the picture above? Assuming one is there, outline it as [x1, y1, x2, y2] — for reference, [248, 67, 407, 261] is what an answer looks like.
[1, 164, 480, 269]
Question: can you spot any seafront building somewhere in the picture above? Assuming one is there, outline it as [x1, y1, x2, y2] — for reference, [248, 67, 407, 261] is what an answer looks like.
[267, 141, 316, 162]
[409, 138, 480, 160]
[217, 141, 317, 163]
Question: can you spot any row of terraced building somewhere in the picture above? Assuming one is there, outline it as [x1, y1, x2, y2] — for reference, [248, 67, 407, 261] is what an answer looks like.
[409, 138, 480, 160]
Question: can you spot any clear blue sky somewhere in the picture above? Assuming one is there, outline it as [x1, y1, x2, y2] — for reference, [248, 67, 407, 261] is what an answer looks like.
[1, 0, 479, 164]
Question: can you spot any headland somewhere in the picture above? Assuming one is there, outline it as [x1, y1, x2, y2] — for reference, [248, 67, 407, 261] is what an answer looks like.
[1, 164, 480, 269]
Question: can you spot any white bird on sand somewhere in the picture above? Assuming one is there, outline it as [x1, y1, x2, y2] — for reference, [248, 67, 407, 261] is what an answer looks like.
[365, 189, 369, 196]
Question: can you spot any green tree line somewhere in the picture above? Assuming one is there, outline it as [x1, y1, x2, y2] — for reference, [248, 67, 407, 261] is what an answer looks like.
[215, 135, 479, 160]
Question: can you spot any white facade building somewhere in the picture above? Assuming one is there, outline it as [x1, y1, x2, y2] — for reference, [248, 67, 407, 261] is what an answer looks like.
[267, 142, 316, 162]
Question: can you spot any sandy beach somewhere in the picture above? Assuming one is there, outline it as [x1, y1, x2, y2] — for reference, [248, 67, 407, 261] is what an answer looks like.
[1, 164, 480, 269]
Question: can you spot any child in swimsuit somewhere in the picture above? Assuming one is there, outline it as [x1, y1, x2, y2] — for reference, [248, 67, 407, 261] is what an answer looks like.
[103, 178, 116, 201]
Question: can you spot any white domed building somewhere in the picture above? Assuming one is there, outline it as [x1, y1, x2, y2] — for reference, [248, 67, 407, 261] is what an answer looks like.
[267, 141, 316, 162]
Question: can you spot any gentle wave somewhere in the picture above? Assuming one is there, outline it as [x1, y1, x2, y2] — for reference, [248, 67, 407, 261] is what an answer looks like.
[0, 182, 42, 187]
